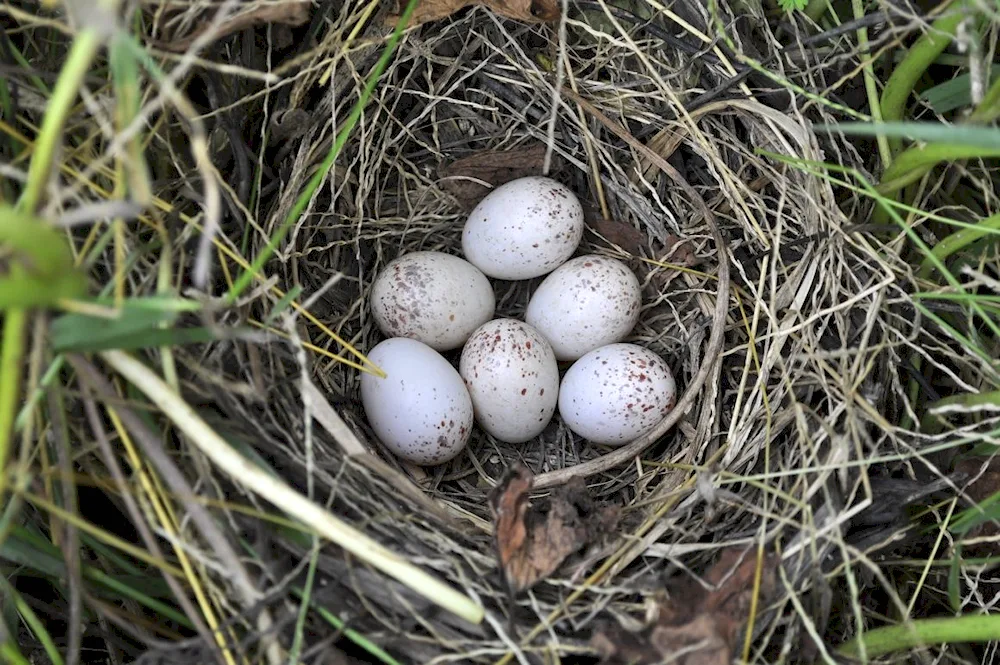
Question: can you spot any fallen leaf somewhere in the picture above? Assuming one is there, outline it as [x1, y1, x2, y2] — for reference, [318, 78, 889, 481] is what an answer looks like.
[388, 0, 559, 27]
[643, 234, 697, 291]
[489, 464, 617, 594]
[151, 1, 311, 53]
[588, 218, 647, 255]
[439, 144, 553, 211]
[592, 547, 778, 665]
[658, 234, 696, 267]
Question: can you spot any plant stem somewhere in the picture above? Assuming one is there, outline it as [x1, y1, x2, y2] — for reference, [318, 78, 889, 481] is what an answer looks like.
[877, 143, 1000, 196]
[879, 1, 968, 155]
[0, 641, 31, 665]
[2, 28, 105, 498]
[875, 75, 1000, 203]
[804, 0, 829, 23]
[0, 309, 25, 501]
[17, 30, 102, 213]
[853, 0, 891, 167]
[918, 211, 1000, 278]
[839, 614, 1000, 658]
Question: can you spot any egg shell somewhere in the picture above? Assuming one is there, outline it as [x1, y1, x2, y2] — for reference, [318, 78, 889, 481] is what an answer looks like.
[525, 255, 641, 361]
[459, 319, 560, 443]
[370, 251, 495, 351]
[360, 338, 473, 465]
[558, 343, 676, 446]
[461, 176, 584, 280]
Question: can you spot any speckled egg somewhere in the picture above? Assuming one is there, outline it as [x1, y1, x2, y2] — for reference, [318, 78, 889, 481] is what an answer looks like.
[459, 319, 560, 443]
[525, 255, 641, 361]
[558, 343, 676, 445]
[360, 338, 473, 465]
[369, 251, 495, 351]
[461, 176, 584, 280]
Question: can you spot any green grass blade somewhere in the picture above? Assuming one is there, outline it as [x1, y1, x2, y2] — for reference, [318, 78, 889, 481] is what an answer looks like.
[17, 30, 102, 214]
[0, 577, 65, 665]
[949, 546, 963, 612]
[85, 567, 192, 628]
[0, 640, 32, 665]
[290, 587, 402, 665]
[921, 71, 1000, 114]
[0, 308, 26, 503]
[877, 142, 1000, 196]
[263, 285, 304, 326]
[839, 613, 1000, 658]
[1, 526, 81, 579]
[49, 297, 227, 351]
[109, 33, 151, 202]
[919, 211, 1000, 278]
[53, 324, 222, 352]
[287, 540, 320, 665]
[823, 121, 1000, 150]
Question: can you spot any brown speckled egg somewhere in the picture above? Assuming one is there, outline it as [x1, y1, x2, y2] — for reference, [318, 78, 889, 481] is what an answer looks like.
[361, 338, 473, 465]
[370, 252, 495, 351]
[461, 176, 584, 280]
[525, 255, 641, 361]
[558, 343, 675, 445]
[459, 319, 560, 443]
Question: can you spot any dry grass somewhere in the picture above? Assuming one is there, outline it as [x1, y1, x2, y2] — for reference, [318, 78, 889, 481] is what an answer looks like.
[5, 0, 1000, 663]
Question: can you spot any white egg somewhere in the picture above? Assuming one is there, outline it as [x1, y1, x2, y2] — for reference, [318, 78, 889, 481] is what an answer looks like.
[369, 251, 495, 351]
[462, 176, 584, 280]
[459, 319, 560, 443]
[558, 343, 676, 446]
[360, 338, 473, 466]
[525, 255, 641, 361]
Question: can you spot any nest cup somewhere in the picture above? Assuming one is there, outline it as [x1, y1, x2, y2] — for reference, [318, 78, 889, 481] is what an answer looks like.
[208, 8, 862, 662]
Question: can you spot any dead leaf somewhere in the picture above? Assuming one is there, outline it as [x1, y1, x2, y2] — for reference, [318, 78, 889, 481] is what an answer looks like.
[489, 464, 617, 594]
[439, 144, 552, 211]
[588, 218, 647, 255]
[388, 0, 559, 27]
[658, 234, 696, 268]
[641, 234, 697, 292]
[151, 1, 311, 53]
[592, 547, 778, 665]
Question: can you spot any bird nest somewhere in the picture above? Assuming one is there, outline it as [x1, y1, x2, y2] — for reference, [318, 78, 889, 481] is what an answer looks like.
[195, 7, 895, 661]
[22, 1, 990, 664]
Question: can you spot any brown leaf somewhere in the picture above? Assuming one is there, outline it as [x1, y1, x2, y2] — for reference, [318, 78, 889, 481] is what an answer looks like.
[658, 234, 696, 268]
[489, 464, 617, 594]
[588, 218, 647, 255]
[151, 1, 311, 53]
[592, 548, 778, 665]
[439, 144, 552, 211]
[388, 0, 560, 27]
[644, 234, 697, 291]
